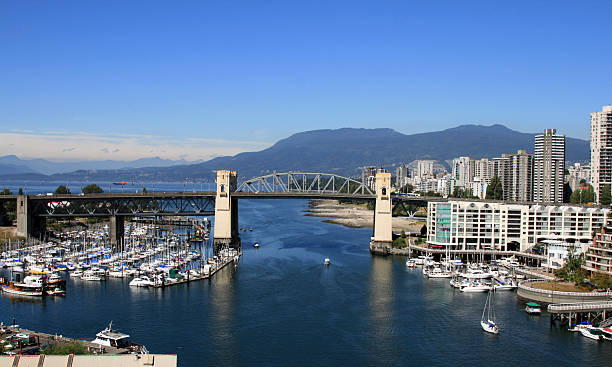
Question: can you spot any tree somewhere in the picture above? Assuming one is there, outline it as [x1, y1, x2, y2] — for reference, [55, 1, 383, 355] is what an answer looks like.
[600, 184, 611, 205]
[18, 188, 23, 195]
[142, 187, 148, 194]
[82, 184, 104, 194]
[570, 184, 595, 204]
[54, 185, 71, 195]
[486, 175, 503, 200]
[451, 186, 477, 199]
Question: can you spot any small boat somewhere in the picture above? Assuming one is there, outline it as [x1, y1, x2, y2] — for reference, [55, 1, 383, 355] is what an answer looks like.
[580, 326, 604, 341]
[460, 280, 492, 293]
[129, 276, 156, 287]
[481, 291, 499, 334]
[70, 270, 84, 277]
[525, 302, 541, 314]
[253, 242, 260, 248]
[324, 258, 331, 266]
[494, 278, 517, 291]
[405, 259, 416, 268]
[81, 271, 102, 281]
[46, 288, 66, 296]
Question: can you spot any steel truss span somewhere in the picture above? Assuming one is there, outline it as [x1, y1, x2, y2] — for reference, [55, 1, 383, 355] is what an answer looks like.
[30, 195, 215, 217]
[237, 172, 374, 196]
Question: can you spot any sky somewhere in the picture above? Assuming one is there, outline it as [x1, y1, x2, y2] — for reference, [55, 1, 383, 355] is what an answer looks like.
[1, 0, 611, 161]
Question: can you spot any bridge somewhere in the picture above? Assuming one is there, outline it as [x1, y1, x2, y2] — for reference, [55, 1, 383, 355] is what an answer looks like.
[0, 171, 439, 254]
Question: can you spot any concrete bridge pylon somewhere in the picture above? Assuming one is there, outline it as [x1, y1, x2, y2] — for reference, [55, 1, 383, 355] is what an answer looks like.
[213, 170, 241, 254]
[370, 172, 393, 255]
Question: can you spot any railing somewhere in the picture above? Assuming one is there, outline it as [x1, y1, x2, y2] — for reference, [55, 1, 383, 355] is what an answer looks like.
[519, 279, 612, 298]
[548, 301, 612, 312]
[515, 267, 555, 281]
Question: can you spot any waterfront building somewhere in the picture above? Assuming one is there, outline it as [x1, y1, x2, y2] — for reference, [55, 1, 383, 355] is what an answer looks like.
[427, 200, 608, 251]
[541, 239, 583, 270]
[492, 150, 534, 202]
[590, 105, 612, 203]
[534, 129, 565, 203]
[584, 226, 612, 275]
[567, 163, 591, 191]
[452, 156, 475, 187]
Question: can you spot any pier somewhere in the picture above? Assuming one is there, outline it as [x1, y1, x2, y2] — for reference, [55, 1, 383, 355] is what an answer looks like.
[151, 250, 240, 288]
[548, 301, 612, 328]
[406, 243, 546, 265]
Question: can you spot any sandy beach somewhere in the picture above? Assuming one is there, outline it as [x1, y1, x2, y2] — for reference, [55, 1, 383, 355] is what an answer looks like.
[304, 199, 426, 233]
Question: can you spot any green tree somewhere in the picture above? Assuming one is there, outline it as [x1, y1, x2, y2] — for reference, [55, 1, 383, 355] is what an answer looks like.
[54, 185, 71, 195]
[82, 184, 104, 194]
[142, 187, 148, 194]
[570, 185, 595, 204]
[600, 184, 611, 205]
[18, 188, 23, 195]
[486, 175, 503, 200]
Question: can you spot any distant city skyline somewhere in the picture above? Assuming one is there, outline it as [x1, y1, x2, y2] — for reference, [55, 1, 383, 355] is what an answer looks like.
[1, 1, 611, 160]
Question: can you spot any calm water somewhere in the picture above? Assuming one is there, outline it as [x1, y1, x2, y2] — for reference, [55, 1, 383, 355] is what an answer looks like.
[1, 182, 611, 366]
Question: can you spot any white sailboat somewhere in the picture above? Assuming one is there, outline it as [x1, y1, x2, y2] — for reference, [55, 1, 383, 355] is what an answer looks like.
[481, 292, 499, 334]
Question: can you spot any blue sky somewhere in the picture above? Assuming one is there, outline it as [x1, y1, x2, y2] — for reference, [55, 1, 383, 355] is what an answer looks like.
[1, 1, 611, 161]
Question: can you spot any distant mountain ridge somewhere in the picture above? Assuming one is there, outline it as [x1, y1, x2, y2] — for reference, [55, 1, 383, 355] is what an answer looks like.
[0, 124, 590, 182]
[0, 155, 204, 175]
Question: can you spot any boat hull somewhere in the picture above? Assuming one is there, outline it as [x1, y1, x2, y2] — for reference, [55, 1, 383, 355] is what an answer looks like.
[1, 285, 43, 297]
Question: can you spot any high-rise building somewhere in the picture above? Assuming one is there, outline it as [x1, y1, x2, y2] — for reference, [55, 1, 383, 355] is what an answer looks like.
[567, 163, 591, 191]
[474, 158, 493, 183]
[492, 150, 533, 202]
[362, 166, 385, 190]
[452, 157, 475, 187]
[533, 129, 565, 203]
[416, 160, 435, 178]
[395, 164, 410, 187]
[591, 105, 612, 203]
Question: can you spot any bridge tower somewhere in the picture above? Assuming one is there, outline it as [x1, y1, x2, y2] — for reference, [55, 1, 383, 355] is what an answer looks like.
[213, 170, 241, 254]
[370, 171, 392, 255]
[16, 195, 46, 240]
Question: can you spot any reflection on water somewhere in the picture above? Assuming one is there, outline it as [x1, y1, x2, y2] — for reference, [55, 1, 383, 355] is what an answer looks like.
[368, 256, 395, 360]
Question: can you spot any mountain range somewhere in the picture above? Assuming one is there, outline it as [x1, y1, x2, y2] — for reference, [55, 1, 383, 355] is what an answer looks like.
[0, 156, 204, 176]
[0, 124, 590, 182]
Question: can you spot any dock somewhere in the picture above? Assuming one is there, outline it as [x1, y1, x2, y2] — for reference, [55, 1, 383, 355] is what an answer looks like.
[151, 252, 240, 288]
[548, 301, 612, 327]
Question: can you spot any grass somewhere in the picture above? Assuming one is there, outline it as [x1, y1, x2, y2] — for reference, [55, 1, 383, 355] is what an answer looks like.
[41, 341, 91, 355]
[531, 281, 591, 293]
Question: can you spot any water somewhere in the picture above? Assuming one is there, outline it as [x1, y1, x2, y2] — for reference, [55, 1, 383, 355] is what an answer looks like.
[1, 183, 611, 365]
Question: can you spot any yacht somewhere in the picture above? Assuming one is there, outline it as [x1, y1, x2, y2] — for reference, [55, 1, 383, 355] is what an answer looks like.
[70, 270, 84, 277]
[424, 266, 452, 278]
[460, 280, 492, 293]
[494, 278, 518, 291]
[91, 321, 147, 353]
[81, 270, 103, 281]
[1, 275, 44, 296]
[129, 276, 156, 287]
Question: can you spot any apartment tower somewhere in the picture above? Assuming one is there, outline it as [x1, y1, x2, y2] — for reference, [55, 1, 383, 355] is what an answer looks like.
[591, 105, 612, 203]
[533, 129, 565, 203]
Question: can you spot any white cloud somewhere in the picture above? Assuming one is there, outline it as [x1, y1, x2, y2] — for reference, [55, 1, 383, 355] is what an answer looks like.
[0, 131, 272, 161]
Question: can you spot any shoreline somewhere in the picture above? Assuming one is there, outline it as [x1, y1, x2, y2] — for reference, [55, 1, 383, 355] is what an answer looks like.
[304, 199, 426, 233]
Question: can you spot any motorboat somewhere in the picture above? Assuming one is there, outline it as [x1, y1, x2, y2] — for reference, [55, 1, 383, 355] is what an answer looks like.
[70, 270, 84, 277]
[324, 258, 331, 266]
[81, 270, 103, 281]
[525, 302, 542, 314]
[405, 259, 416, 268]
[494, 278, 518, 291]
[91, 321, 147, 353]
[580, 326, 604, 341]
[424, 267, 452, 278]
[253, 242, 260, 248]
[1, 275, 44, 296]
[481, 292, 499, 334]
[460, 280, 492, 293]
[129, 276, 156, 287]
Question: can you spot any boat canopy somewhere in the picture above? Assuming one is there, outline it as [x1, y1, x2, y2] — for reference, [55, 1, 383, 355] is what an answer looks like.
[526, 302, 541, 307]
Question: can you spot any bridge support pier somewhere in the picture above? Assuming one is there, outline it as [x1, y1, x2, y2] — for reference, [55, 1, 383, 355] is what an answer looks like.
[370, 172, 392, 255]
[16, 195, 45, 240]
[109, 215, 124, 247]
[213, 170, 241, 254]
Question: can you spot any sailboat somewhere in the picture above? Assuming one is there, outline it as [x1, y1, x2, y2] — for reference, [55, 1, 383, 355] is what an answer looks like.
[481, 292, 499, 334]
